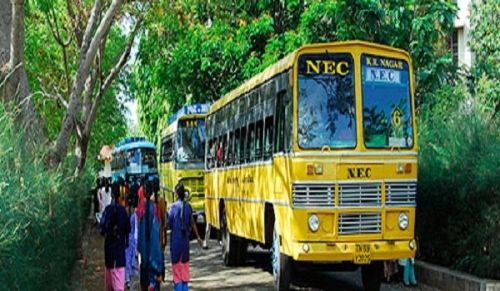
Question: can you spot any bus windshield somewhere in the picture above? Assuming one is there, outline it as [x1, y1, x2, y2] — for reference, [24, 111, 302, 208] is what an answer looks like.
[361, 55, 413, 148]
[126, 148, 157, 168]
[176, 118, 206, 166]
[298, 53, 356, 149]
[142, 148, 157, 169]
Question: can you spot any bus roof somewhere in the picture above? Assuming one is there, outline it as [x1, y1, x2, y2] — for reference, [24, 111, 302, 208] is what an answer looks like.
[162, 113, 207, 139]
[113, 137, 156, 153]
[168, 103, 210, 125]
[209, 40, 410, 114]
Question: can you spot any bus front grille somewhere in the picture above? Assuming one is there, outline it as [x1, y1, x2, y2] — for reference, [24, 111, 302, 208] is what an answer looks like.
[338, 182, 382, 207]
[338, 213, 381, 235]
[292, 183, 335, 208]
[386, 181, 417, 206]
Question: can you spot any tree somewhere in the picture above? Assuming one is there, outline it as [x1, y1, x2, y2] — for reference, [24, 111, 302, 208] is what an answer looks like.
[0, 0, 150, 172]
[469, 0, 499, 119]
[0, 0, 48, 149]
[130, 0, 457, 141]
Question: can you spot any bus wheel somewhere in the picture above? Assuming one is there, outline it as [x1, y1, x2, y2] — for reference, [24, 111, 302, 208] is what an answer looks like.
[271, 221, 291, 291]
[361, 261, 383, 291]
[220, 206, 238, 266]
[237, 238, 248, 264]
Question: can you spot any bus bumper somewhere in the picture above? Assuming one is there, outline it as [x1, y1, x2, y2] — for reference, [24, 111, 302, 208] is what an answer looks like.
[291, 239, 416, 263]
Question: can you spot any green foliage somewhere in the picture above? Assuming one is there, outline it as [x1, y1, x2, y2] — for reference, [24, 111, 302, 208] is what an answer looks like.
[130, 0, 457, 141]
[417, 80, 500, 279]
[0, 109, 93, 290]
[470, 1, 500, 80]
[24, 0, 128, 168]
[469, 0, 499, 120]
[416, 2, 500, 277]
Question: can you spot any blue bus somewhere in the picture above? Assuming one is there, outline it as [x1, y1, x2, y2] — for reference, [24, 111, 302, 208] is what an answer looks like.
[111, 137, 158, 182]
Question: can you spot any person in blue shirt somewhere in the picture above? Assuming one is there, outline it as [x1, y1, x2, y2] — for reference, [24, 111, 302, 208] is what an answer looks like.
[100, 187, 131, 291]
[137, 178, 164, 291]
[168, 183, 202, 291]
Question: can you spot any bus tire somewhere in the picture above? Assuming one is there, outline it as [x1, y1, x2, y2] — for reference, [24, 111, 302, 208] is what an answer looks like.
[237, 238, 248, 264]
[220, 206, 239, 266]
[361, 261, 383, 291]
[271, 221, 292, 291]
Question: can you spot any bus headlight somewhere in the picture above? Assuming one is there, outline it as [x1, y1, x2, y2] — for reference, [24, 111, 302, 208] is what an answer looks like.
[398, 212, 409, 230]
[308, 214, 320, 232]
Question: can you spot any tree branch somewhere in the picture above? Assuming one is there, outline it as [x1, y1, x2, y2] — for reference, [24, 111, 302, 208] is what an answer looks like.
[50, 0, 124, 166]
[81, 68, 98, 123]
[80, 0, 101, 55]
[0, 61, 23, 90]
[46, 9, 73, 93]
[84, 15, 143, 136]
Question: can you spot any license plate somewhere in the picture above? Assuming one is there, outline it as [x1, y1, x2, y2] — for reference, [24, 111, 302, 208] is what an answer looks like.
[354, 243, 371, 264]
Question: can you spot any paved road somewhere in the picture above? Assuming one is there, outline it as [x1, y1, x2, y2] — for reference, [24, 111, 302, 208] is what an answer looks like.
[160, 240, 439, 291]
[75, 224, 438, 291]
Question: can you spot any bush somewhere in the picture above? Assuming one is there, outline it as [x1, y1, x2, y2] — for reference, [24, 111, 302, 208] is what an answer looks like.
[0, 109, 92, 290]
[417, 83, 500, 279]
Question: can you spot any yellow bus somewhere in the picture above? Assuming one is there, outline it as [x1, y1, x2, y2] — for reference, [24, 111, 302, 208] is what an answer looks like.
[204, 41, 417, 291]
[159, 104, 209, 225]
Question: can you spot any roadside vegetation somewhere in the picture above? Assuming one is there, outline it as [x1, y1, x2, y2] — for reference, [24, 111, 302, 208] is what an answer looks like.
[0, 0, 136, 289]
[0, 108, 92, 289]
[417, 1, 499, 279]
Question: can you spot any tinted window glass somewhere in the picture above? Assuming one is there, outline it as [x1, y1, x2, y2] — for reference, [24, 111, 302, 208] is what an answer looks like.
[361, 55, 413, 148]
[298, 53, 356, 149]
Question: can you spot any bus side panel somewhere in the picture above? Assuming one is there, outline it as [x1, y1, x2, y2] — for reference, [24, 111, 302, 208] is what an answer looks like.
[272, 156, 294, 256]
[219, 168, 240, 235]
[235, 164, 266, 243]
[204, 171, 219, 229]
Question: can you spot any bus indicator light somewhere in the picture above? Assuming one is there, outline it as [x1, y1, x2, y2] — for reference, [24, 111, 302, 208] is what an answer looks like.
[404, 163, 412, 173]
[315, 164, 323, 175]
[307, 164, 314, 175]
[397, 163, 404, 174]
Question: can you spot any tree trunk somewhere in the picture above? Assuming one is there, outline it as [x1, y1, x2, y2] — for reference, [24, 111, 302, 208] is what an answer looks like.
[0, 0, 12, 74]
[49, 0, 123, 167]
[75, 136, 89, 175]
[1, 0, 48, 149]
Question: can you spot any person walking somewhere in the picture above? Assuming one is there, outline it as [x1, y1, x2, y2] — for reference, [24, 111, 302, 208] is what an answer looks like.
[98, 178, 112, 223]
[100, 187, 131, 291]
[125, 207, 138, 289]
[137, 178, 164, 291]
[168, 183, 203, 291]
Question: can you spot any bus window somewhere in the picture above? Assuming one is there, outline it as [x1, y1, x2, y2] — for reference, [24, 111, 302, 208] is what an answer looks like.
[228, 131, 235, 165]
[176, 118, 206, 166]
[235, 129, 240, 165]
[275, 91, 286, 153]
[284, 91, 292, 152]
[297, 53, 355, 149]
[142, 148, 157, 169]
[127, 149, 141, 165]
[161, 137, 173, 163]
[248, 123, 255, 162]
[361, 54, 413, 148]
[240, 126, 247, 164]
[255, 120, 263, 160]
[264, 115, 274, 159]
